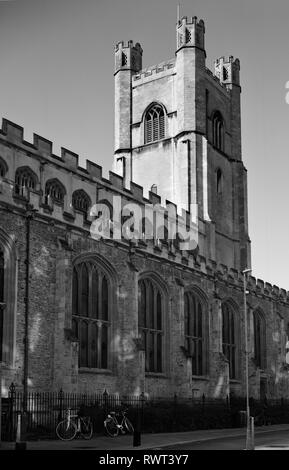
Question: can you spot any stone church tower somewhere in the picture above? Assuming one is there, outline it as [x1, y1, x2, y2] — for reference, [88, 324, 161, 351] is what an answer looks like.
[114, 16, 251, 272]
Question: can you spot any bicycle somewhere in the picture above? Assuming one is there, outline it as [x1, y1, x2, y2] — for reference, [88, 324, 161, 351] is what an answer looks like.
[104, 408, 134, 437]
[56, 408, 93, 441]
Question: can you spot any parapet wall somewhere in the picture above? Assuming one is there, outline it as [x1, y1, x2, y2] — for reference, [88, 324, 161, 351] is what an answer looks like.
[133, 59, 175, 83]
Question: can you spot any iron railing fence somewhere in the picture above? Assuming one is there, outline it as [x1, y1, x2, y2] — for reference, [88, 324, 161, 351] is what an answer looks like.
[2, 383, 289, 441]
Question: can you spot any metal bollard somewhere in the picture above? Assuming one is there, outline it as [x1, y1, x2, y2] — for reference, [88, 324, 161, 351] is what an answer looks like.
[249, 416, 255, 450]
[15, 412, 26, 451]
[133, 430, 141, 447]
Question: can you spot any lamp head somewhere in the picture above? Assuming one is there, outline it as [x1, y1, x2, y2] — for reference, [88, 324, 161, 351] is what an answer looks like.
[242, 268, 252, 275]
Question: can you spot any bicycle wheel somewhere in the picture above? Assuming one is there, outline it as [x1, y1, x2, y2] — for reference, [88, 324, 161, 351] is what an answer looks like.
[104, 417, 119, 437]
[56, 420, 77, 441]
[81, 418, 93, 440]
[124, 417, 134, 434]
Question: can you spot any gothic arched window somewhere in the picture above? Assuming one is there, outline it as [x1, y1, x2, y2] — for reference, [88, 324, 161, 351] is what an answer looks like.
[222, 302, 237, 379]
[144, 104, 165, 144]
[15, 167, 37, 197]
[45, 179, 66, 205]
[72, 261, 111, 369]
[72, 189, 91, 214]
[253, 309, 266, 369]
[216, 168, 223, 194]
[184, 291, 205, 376]
[138, 278, 163, 373]
[0, 249, 4, 362]
[212, 111, 224, 151]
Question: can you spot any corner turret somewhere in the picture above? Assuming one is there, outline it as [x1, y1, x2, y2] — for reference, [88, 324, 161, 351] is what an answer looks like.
[114, 40, 143, 74]
[176, 16, 205, 55]
[214, 56, 240, 87]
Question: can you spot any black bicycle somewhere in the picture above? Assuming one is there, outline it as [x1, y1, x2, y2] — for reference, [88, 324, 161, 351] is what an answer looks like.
[56, 408, 93, 441]
[104, 408, 134, 437]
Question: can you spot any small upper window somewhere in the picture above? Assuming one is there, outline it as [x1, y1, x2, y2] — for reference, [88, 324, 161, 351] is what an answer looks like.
[212, 111, 224, 151]
[144, 104, 165, 144]
[15, 167, 37, 197]
[72, 189, 91, 214]
[45, 179, 66, 205]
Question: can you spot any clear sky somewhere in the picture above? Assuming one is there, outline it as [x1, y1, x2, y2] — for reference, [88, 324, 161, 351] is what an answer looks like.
[0, 0, 289, 289]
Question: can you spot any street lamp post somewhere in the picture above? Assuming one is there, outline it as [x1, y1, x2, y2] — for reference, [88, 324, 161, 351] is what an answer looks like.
[243, 268, 253, 450]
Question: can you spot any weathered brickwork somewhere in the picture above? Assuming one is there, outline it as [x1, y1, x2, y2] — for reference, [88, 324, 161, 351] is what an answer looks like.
[1, 14, 289, 400]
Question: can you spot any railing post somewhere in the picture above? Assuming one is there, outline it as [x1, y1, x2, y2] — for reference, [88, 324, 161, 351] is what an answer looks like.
[173, 393, 178, 428]
[103, 389, 108, 418]
[9, 382, 16, 441]
[133, 394, 142, 447]
[226, 394, 230, 410]
[202, 393, 205, 413]
[58, 388, 64, 423]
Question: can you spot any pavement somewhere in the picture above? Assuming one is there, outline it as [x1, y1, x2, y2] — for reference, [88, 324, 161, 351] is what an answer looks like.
[1, 424, 289, 450]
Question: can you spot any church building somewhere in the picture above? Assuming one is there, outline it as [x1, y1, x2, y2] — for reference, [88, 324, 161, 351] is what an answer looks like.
[0, 15, 289, 400]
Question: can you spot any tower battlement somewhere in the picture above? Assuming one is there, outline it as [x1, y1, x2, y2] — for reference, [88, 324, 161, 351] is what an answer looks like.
[115, 40, 143, 53]
[177, 16, 205, 30]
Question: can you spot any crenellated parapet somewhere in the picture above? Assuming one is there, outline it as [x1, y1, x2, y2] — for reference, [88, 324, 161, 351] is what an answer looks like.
[132, 59, 175, 83]
[196, 258, 289, 305]
[0, 116, 197, 225]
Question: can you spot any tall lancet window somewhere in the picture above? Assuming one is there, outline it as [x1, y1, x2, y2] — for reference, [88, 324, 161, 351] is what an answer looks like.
[72, 261, 111, 369]
[212, 111, 224, 151]
[253, 309, 266, 369]
[184, 291, 206, 376]
[138, 278, 163, 373]
[222, 302, 237, 379]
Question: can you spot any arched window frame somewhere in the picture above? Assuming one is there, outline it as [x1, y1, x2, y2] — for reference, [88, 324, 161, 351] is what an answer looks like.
[184, 289, 208, 376]
[212, 111, 225, 152]
[15, 166, 38, 197]
[72, 189, 91, 215]
[45, 178, 66, 205]
[138, 274, 167, 374]
[0, 228, 18, 366]
[72, 256, 116, 370]
[222, 300, 239, 379]
[253, 308, 266, 370]
[144, 103, 166, 144]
